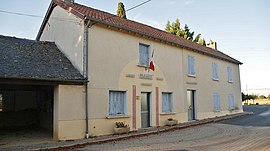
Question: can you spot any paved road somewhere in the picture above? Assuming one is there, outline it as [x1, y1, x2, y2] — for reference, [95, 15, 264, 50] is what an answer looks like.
[75, 105, 270, 151]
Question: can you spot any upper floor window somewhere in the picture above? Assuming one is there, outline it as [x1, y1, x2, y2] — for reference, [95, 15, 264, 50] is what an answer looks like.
[139, 43, 150, 67]
[228, 94, 234, 110]
[109, 91, 126, 116]
[162, 92, 173, 113]
[227, 66, 233, 83]
[188, 55, 195, 76]
[212, 62, 219, 80]
[213, 93, 220, 112]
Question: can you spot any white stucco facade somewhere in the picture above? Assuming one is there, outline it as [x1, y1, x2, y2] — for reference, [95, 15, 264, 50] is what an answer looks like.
[39, 5, 242, 140]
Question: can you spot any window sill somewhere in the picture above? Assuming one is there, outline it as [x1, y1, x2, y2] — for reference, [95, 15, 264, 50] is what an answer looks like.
[228, 81, 233, 83]
[160, 112, 177, 115]
[106, 115, 130, 119]
[187, 74, 196, 78]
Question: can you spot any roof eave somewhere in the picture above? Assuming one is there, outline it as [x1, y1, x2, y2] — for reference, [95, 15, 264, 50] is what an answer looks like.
[0, 76, 86, 85]
[36, 1, 56, 41]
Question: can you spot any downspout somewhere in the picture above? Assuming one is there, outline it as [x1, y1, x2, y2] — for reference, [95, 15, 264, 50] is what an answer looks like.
[83, 19, 90, 139]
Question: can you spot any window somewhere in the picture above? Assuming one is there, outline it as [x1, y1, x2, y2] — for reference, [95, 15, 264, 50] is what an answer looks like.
[212, 62, 219, 80]
[228, 94, 234, 110]
[213, 93, 220, 112]
[109, 91, 126, 116]
[227, 66, 233, 82]
[139, 43, 150, 66]
[162, 92, 173, 113]
[188, 55, 195, 76]
[0, 94, 2, 112]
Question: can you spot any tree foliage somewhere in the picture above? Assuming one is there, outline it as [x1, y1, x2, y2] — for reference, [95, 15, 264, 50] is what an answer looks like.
[165, 18, 206, 45]
[199, 38, 206, 46]
[242, 92, 259, 101]
[117, 2, 127, 19]
[259, 95, 266, 99]
[268, 94, 270, 100]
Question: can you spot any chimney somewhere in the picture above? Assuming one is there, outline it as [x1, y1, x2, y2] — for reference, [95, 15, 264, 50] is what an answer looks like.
[207, 40, 217, 50]
[63, 0, 74, 3]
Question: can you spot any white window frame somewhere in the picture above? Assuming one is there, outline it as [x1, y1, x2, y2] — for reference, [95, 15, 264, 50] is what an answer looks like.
[227, 66, 233, 83]
[108, 90, 127, 116]
[213, 93, 220, 112]
[188, 55, 195, 76]
[139, 43, 150, 67]
[228, 94, 234, 110]
[212, 62, 219, 80]
[162, 92, 173, 113]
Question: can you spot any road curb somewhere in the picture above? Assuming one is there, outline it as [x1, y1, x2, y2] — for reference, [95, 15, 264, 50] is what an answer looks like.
[38, 112, 250, 151]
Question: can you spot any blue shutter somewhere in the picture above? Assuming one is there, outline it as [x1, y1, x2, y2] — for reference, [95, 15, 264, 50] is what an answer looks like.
[213, 93, 220, 112]
[162, 93, 172, 113]
[139, 44, 149, 66]
[228, 94, 234, 110]
[191, 56, 195, 75]
[109, 91, 125, 115]
[212, 62, 218, 80]
[227, 66, 233, 82]
[188, 55, 195, 75]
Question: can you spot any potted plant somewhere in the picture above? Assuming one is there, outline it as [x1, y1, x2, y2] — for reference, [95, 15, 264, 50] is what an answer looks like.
[166, 118, 178, 126]
[114, 122, 130, 134]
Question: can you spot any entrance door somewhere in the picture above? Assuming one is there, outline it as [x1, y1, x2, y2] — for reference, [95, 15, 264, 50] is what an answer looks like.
[187, 90, 196, 121]
[141, 92, 150, 128]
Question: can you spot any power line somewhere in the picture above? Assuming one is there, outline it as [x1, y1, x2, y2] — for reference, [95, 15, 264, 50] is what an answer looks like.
[0, 10, 42, 18]
[0, 9, 81, 24]
[0, 0, 153, 24]
[126, 0, 152, 12]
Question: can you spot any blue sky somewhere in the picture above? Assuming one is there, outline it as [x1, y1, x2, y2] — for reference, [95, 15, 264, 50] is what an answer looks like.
[0, 0, 269, 95]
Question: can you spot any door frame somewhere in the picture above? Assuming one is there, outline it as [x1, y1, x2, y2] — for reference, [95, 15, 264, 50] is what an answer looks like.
[187, 89, 197, 121]
[140, 92, 152, 128]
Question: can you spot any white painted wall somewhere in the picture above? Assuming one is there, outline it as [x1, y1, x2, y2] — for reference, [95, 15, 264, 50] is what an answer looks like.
[39, 6, 84, 74]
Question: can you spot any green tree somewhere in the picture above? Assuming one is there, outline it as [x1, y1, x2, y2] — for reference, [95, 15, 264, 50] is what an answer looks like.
[165, 21, 171, 33]
[268, 94, 270, 100]
[117, 2, 126, 19]
[259, 95, 266, 99]
[193, 34, 201, 42]
[165, 19, 206, 46]
[183, 24, 194, 40]
[199, 38, 206, 46]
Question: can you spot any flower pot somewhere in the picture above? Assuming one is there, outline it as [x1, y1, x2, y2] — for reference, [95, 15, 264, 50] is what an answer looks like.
[114, 126, 130, 134]
[166, 120, 178, 126]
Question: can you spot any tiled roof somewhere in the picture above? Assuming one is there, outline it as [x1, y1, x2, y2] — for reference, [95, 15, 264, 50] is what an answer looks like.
[38, 0, 242, 65]
[0, 35, 85, 83]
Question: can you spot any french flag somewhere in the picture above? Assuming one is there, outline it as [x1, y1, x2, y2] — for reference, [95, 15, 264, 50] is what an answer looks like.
[149, 50, 155, 71]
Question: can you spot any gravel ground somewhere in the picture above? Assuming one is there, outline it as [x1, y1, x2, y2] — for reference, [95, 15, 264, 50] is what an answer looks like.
[1, 105, 269, 151]
[73, 123, 270, 151]
[73, 105, 270, 151]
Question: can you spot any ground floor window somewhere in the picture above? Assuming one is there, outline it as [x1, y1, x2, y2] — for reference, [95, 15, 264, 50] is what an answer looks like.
[0, 94, 2, 112]
[162, 92, 173, 113]
[213, 93, 220, 112]
[109, 91, 126, 116]
[228, 94, 234, 110]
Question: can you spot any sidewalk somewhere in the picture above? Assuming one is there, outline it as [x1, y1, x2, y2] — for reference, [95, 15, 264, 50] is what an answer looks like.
[1, 112, 251, 151]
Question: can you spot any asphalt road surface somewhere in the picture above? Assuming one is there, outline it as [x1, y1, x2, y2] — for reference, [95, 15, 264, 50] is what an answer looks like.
[75, 105, 270, 151]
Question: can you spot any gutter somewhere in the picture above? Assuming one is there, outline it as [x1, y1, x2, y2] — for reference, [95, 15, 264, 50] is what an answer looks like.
[83, 18, 91, 139]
